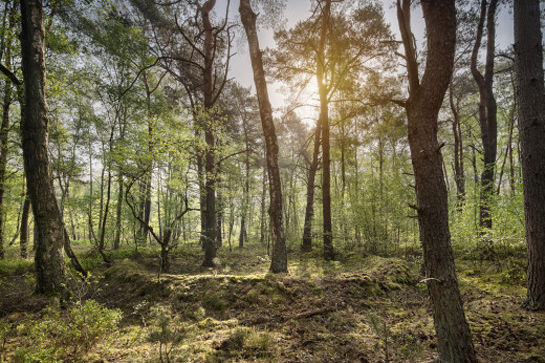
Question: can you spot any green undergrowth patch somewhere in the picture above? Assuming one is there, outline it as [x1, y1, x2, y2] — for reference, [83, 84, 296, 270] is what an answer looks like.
[5, 299, 122, 362]
[0, 258, 34, 277]
[1, 245, 544, 362]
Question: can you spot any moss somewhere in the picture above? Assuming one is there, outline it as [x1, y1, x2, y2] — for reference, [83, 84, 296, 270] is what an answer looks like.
[0, 258, 34, 277]
[216, 327, 275, 360]
[202, 290, 228, 312]
[361, 256, 414, 285]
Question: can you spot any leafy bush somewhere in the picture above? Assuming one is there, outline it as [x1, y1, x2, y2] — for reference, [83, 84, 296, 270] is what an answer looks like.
[14, 299, 122, 361]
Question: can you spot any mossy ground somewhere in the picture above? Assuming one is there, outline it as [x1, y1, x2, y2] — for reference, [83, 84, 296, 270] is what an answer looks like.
[0, 243, 544, 362]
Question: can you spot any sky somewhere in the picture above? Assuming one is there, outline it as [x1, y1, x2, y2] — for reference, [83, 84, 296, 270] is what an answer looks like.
[213, 0, 515, 121]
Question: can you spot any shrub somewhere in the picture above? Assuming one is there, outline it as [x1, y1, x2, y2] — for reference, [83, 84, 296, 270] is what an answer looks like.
[15, 299, 122, 361]
[147, 304, 186, 362]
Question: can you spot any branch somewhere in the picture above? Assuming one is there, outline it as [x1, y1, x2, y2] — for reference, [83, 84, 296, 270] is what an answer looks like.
[215, 148, 251, 166]
[390, 98, 408, 108]
[0, 62, 20, 86]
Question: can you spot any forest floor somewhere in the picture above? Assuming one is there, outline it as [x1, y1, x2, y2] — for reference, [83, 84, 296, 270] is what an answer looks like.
[0, 243, 544, 362]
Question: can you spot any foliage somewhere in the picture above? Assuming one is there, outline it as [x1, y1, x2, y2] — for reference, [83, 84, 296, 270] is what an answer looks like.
[366, 310, 392, 362]
[146, 304, 186, 363]
[0, 258, 33, 276]
[216, 327, 275, 360]
[14, 299, 121, 361]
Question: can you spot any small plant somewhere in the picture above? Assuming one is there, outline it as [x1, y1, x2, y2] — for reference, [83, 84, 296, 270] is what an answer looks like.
[133, 299, 151, 326]
[366, 310, 392, 362]
[147, 304, 186, 362]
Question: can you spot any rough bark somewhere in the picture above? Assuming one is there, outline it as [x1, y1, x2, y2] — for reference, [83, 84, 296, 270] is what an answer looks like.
[302, 121, 321, 253]
[514, 0, 545, 311]
[449, 83, 465, 210]
[20, 197, 30, 259]
[318, 0, 334, 261]
[0, 72, 10, 260]
[260, 161, 267, 246]
[470, 0, 498, 231]
[114, 172, 123, 249]
[397, 0, 477, 361]
[139, 72, 154, 244]
[21, 0, 67, 294]
[201, 0, 218, 267]
[240, 0, 287, 273]
[239, 138, 250, 249]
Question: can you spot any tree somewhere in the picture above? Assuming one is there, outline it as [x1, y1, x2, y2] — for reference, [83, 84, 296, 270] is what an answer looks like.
[269, 1, 391, 257]
[20, 0, 67, 294]
[0, 1, 17, 260]
[470, 0, 499, 231]
[514, 0, 545, 311]
[396, 0, 477, 361]
[317, 0, 334, 261]
[239, 0, 287, 273]
[128, 0, 233, 266]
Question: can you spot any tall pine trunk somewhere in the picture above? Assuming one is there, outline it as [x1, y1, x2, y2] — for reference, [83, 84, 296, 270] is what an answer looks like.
[449, 83, 465, 210]
[470, 0, 498, 231]
[397, 0, 477, 360]
[318, 0, 334, 261]
[240, 0, 287, 273]
[514, 0, 545, 311]
[20, 196, 30, 259]
[201, 0, 218, 267]
[21, 0, 67, 294]
[301, 120, 321, 253]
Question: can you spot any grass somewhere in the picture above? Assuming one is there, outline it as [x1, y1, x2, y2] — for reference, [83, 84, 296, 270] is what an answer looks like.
[0, 242, 544, 362]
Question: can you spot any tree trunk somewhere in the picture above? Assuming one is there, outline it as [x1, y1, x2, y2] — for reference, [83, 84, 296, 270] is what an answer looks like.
[470, 0, 498, 231]
[21, 0, 67, 295]
[228, 196, 235, 251]
[514, 0, 545, 311]
[99, 169, 112, 252]
[138, 73, 154, 244]
[260, 161, 267, 246]
[0, 50, 12, 260]
[20, 197, 31, 259]
[507, 75, 517, 196]
[114, 171, 123, 249]
[318, 0, 335, 261]
[449, 83, 465, 210]
[239, 129, 251, 249]
[160, 229, 172, 273]
[302, 120, 321, 253]
[397, 0, 477, 361]
[240, 0, 287, 273]
[201, 0, 218, 267]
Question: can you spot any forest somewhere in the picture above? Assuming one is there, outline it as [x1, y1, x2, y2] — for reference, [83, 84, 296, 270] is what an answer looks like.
[0, 0, 544, 362]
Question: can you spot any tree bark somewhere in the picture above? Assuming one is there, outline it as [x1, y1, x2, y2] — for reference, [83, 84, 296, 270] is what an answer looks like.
[0, 46, 12, 260]
[239, 140, 250, 249]
[201, 0, 218, 267]
[514, 0, 545, 311]
[20, 196, 31, 259]
[302, 117, 321, 253]
[470, 0, 498, 231]
[240, 0, 287, 273]
[449, 83, 465, 211]
[114, 171, 123, 249]
[260, 160, 267, 246]
[397, 0, 477, 361]
[21, 0, 67, 294]
[318, 0, 335, 261]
